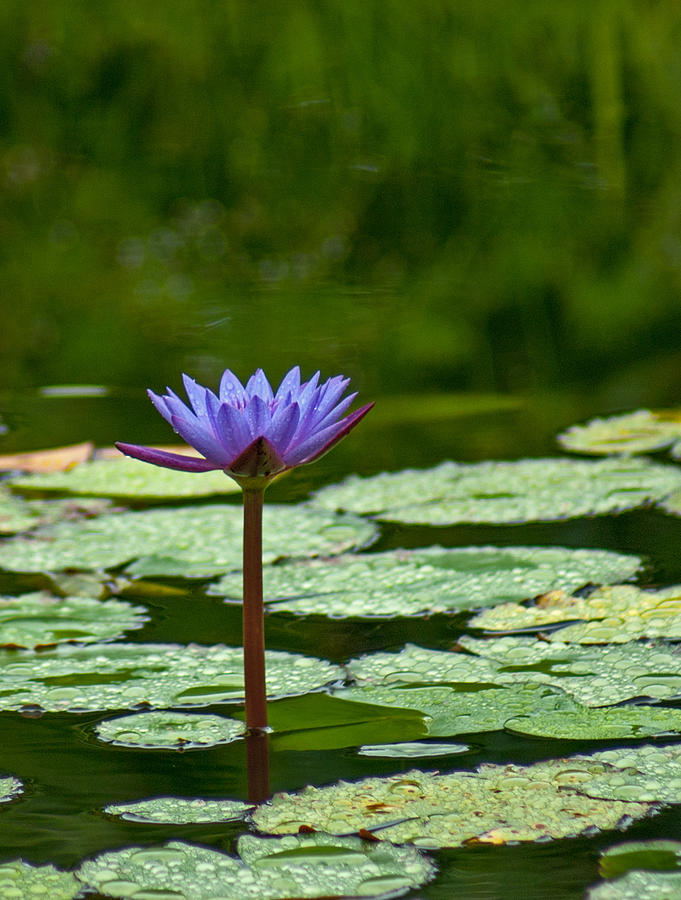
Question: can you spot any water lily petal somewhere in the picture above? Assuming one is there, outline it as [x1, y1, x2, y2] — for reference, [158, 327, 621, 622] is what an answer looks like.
[215, 402, 254, 459]
[274, 366, 301, 403]
[286, 402, 374, 466]
[182, 374, 211, 417]
[219, 369, 246, 406]
[169, 414, 235, 466]
[246, 369, 274, 402]
[267, 401, 300, 454]
[148, 390, 175, 424]
[244, 394, 273, 437]
[115, 443, 222, 472]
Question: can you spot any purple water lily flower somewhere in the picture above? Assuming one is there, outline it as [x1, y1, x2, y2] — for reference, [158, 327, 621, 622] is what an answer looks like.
[116, 366, 373, 486]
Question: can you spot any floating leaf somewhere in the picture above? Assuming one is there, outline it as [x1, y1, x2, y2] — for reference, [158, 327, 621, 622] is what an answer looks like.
[587, 869, 681, 899]
[9, 454, 241, 500]
[0, 860, 80, 899]
[469, 584, 681, 643]
[311, 457, 681, 524]
[252, 757, 654, 849]
[358, 742, 469, 758]
[104, 796, 253, 824]
[0, 775, 22, 804]
[0, 591, 147, 648]
[557, 409, 681, 456]
[505, 704, 681, 740]
[598, 839, 681, 879]
[0, 504, 377, 575]
[0, 486, 111, 536]
[210, 546, 641, 618]
[0, 441, 94, 472]
[76, 834, 435, 899]
[95, 711, 246, 749]
[347, 639, 681, 707]
[573, 744, 681, 804]
[0, 643, 342, 712]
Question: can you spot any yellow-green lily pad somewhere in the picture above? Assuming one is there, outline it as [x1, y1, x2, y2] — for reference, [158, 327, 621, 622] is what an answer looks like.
[104, 796, 253, 824]
[76, 834, 436, 899]
[573, 744, 681, 804]
[505, 704, 681, 740]
[311, 457, 681, 524]
[210, 546, 641, 618]
[95, 711, 246, 749]
[587, 868, 681, 899]
[0, 485, 111, 536]
[0, 861, 79, 899]
[557, 409, 681, 456]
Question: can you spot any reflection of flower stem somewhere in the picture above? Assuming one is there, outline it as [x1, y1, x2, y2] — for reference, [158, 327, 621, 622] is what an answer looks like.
[246, 730, 270, 803]
[242, 488, 267, 732]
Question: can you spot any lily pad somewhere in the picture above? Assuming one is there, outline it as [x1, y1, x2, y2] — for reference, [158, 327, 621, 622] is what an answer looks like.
[0, 775, 22, 804]
[0, 861, 80, 899]
[0, 643, 343, 712]
[0, 504, 377, 576]
[469, 584, 681, 643]
[347, 639, 681, 707]
[505, 704, 681, 740]
[310, 457, 681, 524]
[76, 834, 436, 899]
[587, 869, 681, 899]
[572, 744, 681, 804]
[9, 455, 242, 500]
[95, 711, 246, 749]
[210, 546, 641, 618]
[599, 839, 681, 879]
[557, 409, 681, 456]
[0, 591, 147, 648]
[252, 757, 655, 849]
[104, 796, 253, 824]
[0, 485, 111, 536]
[358, 742, 469, 758]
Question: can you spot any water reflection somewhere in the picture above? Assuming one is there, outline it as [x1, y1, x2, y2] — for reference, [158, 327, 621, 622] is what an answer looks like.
[246, 730, 270, 804]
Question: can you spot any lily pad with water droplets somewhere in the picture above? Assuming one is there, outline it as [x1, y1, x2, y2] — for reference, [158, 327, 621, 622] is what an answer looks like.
[310, 457, 681, 524]
[0, 504, 377, 576]
[9, 455, 242, 500]
[210, 546, 641, 618]
[95, 711, 246, 749]
[0, 861, 80, 899]
[571, 744, 681, 804]
[598, 839, 681, 880]
[557, 409, 681, 456]
[0, 591, 147, 648]
[252, 757, 655, 849]
[505, 704, 681, 740]
[587, 868, 681, 899]
[469, 584, 681, 643]
[0, 486, 111, 536]
[104, 796, 253, 824]
[76, 834, 436, 899]
[0, 643, 342, 712]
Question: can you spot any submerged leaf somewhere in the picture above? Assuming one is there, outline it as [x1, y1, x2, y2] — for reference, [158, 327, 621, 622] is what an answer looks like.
[76, 834, 435, 899]
[0, 504, 377, 575]
[104, 796, 253, 824]
[311, 457, 681, 524]
[95, 711, 246, 749]
[210, 546, 641, 618]
[557, 409, 681, 456]
[0, 860, 79, 899]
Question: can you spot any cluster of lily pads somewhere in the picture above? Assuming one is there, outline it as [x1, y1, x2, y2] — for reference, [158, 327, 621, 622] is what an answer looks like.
[1, 409, 681, 896]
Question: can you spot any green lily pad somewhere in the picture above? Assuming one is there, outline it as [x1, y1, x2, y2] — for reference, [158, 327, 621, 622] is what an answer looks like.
[469, 584, 681, 643]
[9, 456, 242, 500]
[76, 834, 436, 899]
[104, 796, 253, 824]
[347, 639, 681, 707]
[557, 409, 681, 456]
[252, 757, 655, 849]
[572, 744, 681, 804]
[0, 643, 343, 712]
[337, 682, 578, 736]
[0, 775, 22, 805]
[95, 711, 246, 749]
[0, 860, 80, 899]
[505, 704, 681, 740]
[0, 485, 111, 535]
[358, 741, 469, 758]
[598, 839, 681, 879]
[0, 591, 147, 648]
[210, 546, 641, 618]
[0, 504, 377, 576]
[587, 869, 681, 899]
[310, 457, 681, 524]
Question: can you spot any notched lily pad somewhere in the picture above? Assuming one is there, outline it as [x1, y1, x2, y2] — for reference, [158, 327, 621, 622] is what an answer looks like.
[0, 860, 79, 899]
[0, 643, 342, 712]
[104, 796, 253, 824]
[95, 711, 246, 749]
[252, 758, 655, 849]
[558, 409, 681, 456]
[0, 504, 377, 576]
[76, 834, 435, 899]
[0, 591, 147, 648]
[9, 455, 242, 501]
[210, 546, 641, 618]
[311, 457, 681, 524]
[469, 584, 681, 643]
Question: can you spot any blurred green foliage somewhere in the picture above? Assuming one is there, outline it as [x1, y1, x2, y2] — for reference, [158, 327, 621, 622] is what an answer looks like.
[2, 1, 681, 406]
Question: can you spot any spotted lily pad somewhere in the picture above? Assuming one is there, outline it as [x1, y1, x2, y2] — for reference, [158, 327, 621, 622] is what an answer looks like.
[0, 643, 342, 712]
[0, 860, 80, 899]
[9, 455, 242, 500]
[573, 744, 681, 804]
[210, 546, 641, 618]
[0, 591, 147, 648]
[311, 457, 681, 524]
[252, 758, 655, 849]
[95, 711, 246, 749]
[347, 639, 681, 707]
[0, 504, 377, 576]
[587, 868, 681, 899]
[469, 584, 681, 643]
[76, 834, 436, 899]
[557, 409, 681, 456]
[104, 796, 253, 824]
[505, 704, 681, 740]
